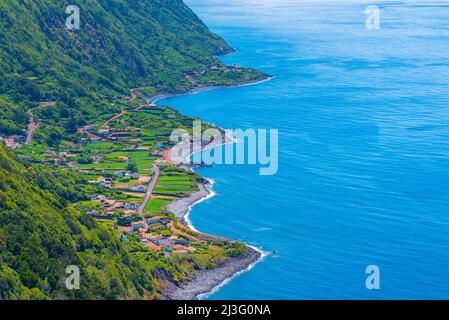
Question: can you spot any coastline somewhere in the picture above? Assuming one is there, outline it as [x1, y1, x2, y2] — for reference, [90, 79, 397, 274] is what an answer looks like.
[165, 179, 267, 300]
[153, 76, 273, 300]
[146, 75, 275, 105]
[165, 243, 264, 300]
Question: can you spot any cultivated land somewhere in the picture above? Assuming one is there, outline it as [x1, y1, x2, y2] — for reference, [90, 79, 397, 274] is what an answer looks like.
[16, 91, 239, 258]
[12, 84, 264, 298]
[0, 0, 269, 299]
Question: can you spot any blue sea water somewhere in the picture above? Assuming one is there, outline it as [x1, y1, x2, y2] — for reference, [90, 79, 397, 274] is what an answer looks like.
[158, 0, 449, 299]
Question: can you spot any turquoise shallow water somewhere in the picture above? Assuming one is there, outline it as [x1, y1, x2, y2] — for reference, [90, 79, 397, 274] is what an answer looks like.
[158, 0, 449, 299]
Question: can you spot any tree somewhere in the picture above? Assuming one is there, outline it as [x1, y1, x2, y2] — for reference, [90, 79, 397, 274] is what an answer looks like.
[126, 162, 138, 173]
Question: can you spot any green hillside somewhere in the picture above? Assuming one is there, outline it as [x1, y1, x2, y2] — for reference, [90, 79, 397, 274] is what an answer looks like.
[0, 0, 259, 299]
[0, 0, 263, 137]
[0, 143, 243, 299]
[0, 143, 140, 299]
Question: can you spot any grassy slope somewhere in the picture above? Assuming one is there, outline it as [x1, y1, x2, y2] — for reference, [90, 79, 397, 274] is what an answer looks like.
[0, 0, 254, 300]
[0, 144, 236, 299]
[0, 0, 233, 135]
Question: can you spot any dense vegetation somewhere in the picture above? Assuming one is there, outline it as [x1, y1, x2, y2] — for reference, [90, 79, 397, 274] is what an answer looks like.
[0, 144, 244, 299]
[0, 0, 260, 299]
[0, 0, 261, 137]
[0, 144, 140, 299]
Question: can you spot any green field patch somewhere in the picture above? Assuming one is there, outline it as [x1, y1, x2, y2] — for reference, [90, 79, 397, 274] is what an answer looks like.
[144, 198, 171, 213]
[77, 162, 127, 170]
[85, 142, 122, 151]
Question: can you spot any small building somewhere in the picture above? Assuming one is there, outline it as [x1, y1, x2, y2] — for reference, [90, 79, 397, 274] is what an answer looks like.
[99, 180, 112, 188]
[98, 128, 110, 137]
[138, 176, 151, 184]
[91, 156, 102, 163]
[147, 217, 161, 224]
[97, 195, 108, 201]
[151, 150, 164, 157]
[131, 221, 146, 230]
[157, 238, 171, 247]
[52, 158, 67, 165]
[117, 156, 129, 163]
[118, 226, 134, 233]
[125, 202, 138, 210]
[114, 171, 124, 178]
[130, 173, 140, 179]
[145, 242, 161, 251]
[113, 202, 125, 209]
[131, 184, 146, 192]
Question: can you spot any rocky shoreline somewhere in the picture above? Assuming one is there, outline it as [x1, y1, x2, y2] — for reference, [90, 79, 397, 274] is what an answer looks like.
[150, 76, 272, 300]
[146, 75, 275, 105]
[165, 180, 263, 300]
[166, 182, 211, 229]
[165, 244, 262, 300]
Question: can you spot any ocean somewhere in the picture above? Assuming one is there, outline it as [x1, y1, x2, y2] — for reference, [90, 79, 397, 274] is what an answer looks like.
[157, 0, 449, 299]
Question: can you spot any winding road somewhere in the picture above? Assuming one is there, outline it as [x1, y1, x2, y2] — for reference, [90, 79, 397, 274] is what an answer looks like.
[101, 89, 141, 127]
[102, 110, 127, 127]
[137, 164, 161, 228]
[25, 109, 38, 145]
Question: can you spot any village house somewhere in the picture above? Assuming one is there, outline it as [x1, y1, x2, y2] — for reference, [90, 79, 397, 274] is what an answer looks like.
[45, 150, 57, 157]
[98, 128, 110, 137]
[91, 156, 102, 163]
[129, 138, 142, 145]
[3, 137, 21, 149]
[102, 181, 112, 188]
[114, 171, 124, 178]
[113, 202, 125, 209]
[156, 238, 171, 247]
[103, 199, 116, 207]
[117, 156, 129, 163]
[137, 227, 148, 234]
[52, 157, 67, 165]
[100, 180, 112, 188]
[138, 175, 151, 184]
[124, 202, 138, 210]
[95, 176, 112, 188]
[93, 194, 107, 202]
[131, 184, 146, 192]
[147, 216, 162, 224]
[131, 221, 146, 230]
[83, 125, 93, 132]
[118, 226, 134, 233]
[151, 150, 164, 157]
